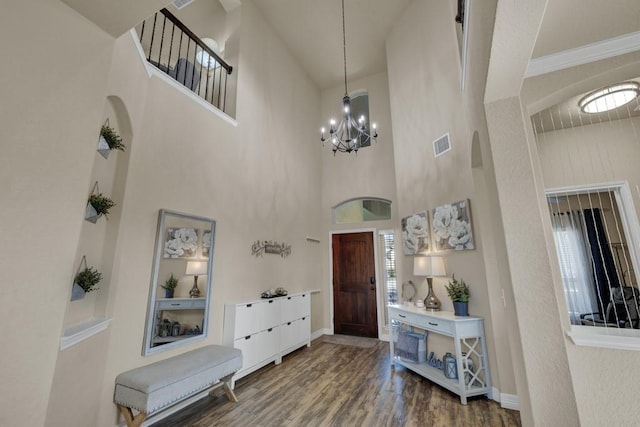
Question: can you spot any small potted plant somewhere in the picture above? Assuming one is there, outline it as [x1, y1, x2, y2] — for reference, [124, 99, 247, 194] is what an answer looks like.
[444, 275, 470, 316]
[97, 123, 126, 159]
[85, 192, 116, 223]
[71, 265, 102, 301]
[161, 274, 178, 298]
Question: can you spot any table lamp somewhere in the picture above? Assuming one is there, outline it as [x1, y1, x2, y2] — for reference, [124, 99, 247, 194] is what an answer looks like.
[185, 261, 207, 298]
[414, 256, 446, 311]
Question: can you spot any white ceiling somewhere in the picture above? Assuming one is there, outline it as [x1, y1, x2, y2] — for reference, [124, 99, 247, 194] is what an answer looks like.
[532, 0, 640, 58]
[528, 0, 640, 132]
[251, 0, 412, 90]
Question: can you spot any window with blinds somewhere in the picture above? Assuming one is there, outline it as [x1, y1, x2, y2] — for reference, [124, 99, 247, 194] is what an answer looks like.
[380, 231, 397, 328]
[547, 186, 640, 329]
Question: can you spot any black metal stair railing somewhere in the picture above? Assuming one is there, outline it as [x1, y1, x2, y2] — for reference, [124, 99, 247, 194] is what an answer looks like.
[137, 8, 233, 113]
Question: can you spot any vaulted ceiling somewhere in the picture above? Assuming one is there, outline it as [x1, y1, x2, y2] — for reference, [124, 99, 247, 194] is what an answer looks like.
[251, 0, 412, 90]
[63, 0, 640, 104]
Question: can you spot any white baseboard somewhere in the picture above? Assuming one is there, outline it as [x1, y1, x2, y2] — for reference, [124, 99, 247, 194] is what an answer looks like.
[311, 328, 332, 340]
[500, 392, 520, 411]
[489, 387, 519, 411]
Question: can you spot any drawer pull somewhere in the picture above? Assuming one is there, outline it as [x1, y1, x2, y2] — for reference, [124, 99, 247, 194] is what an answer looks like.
[269, 300, 274, 303]
[245, 336, 251, 340]
[428, 322, 438, 326]
[302, 294, 306, 297]
[170, 303, 180, 306]
[268, 328, 273, 332]
[287, 322, 292, 325]
[287, 297, 292, 300]
[398, 314, 406, 318]
[246, 304, 252, 308]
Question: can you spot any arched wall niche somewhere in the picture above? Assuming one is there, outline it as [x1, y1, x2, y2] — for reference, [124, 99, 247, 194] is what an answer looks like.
[471, 130, 483, 169]
[65, 95, 134, 326]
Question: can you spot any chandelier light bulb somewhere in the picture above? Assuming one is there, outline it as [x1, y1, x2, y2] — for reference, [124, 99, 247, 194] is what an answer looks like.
[344, 105, 350, 114]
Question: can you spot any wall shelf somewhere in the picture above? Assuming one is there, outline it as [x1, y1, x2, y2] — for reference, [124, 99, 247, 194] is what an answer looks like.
[60, 318, 112, 351]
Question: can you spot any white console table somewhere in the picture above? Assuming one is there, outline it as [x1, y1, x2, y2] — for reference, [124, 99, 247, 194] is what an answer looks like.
[388, 304, 491, 404]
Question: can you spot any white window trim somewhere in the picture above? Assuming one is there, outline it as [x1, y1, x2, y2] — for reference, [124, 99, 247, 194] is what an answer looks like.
[546, 181, 640, 351]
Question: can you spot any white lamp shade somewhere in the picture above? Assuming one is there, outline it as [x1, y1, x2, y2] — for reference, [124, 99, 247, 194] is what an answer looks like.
[413, 256, 446, 277]
[186, 261, 208, 276]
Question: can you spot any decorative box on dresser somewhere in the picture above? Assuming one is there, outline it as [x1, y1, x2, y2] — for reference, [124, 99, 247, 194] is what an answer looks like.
[223, 292, 311, 384]
[388, 304, 491, 404]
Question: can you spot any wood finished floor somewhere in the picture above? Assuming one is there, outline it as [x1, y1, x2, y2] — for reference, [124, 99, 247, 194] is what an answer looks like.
[154, 338, 521, 427]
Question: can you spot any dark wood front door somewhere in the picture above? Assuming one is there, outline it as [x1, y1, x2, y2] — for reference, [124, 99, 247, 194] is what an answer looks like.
[332, 232, 378, 338]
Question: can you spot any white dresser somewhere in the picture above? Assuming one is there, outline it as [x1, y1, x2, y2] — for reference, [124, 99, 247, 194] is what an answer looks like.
[223, 292, 311, 382]
[388, 304, 491, 404]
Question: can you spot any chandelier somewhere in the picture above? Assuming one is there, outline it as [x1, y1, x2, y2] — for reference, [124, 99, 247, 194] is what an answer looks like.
[320, 0, 378, 154]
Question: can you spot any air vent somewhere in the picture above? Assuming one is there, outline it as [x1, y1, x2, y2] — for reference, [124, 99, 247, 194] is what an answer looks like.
[172, 0, 195, 10]
[433, 133, 451, 157]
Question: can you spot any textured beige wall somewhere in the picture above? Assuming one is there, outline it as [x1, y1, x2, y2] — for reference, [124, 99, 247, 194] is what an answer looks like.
[537, 117, 640, 204]
[0, 1, 114, 425]
[62, 0, 170, 37]
[485, 96, 580, 426]
[1, 0, 321, 425]
[534, 109, 640, 426]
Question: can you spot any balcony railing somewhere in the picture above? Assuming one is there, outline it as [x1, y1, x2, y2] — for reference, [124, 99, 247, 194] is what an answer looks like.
[137, 8, 233, 113]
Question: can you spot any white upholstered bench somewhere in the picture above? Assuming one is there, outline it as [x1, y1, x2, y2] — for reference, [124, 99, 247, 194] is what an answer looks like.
[114, 344, 242, 427]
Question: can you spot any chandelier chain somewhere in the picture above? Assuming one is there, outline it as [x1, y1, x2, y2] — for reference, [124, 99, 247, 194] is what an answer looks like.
[342, 0, 348, 96]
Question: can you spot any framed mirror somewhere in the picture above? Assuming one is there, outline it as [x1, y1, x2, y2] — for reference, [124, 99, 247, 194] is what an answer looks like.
[142, 209, 216, 356]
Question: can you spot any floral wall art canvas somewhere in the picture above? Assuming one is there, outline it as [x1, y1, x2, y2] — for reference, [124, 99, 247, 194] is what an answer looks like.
[432, 200, 474, 251]
[201, 230, 211, 258]
[401, 212, 430, 255]
[163, 227, 198, 258]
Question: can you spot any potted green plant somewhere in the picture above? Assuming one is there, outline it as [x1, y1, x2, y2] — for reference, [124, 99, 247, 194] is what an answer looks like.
[85, 192, 116, 223]
[71, 265, 102, 301]
[97, 123, 125, 159]
[444, 275, 470, 316]
[161, 274, 178, 298]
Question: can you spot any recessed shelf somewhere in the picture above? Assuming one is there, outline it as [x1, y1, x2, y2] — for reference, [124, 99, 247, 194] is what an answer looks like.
[60, 318, 112, 351]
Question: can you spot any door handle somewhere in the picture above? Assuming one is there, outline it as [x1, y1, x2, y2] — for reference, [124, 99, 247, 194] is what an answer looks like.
[370, 277, 375, 284]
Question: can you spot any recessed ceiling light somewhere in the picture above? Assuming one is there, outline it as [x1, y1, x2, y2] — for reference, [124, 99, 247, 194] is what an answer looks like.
[579, 82, 640, 114]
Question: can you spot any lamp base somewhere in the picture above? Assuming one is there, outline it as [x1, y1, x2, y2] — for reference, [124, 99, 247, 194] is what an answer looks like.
[189, 276, 201, 298]
[423, 277, 441, 311]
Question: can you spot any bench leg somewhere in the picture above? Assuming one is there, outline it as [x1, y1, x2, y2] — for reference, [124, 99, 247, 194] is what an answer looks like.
[224, 380, 238, 402]
[207, 374, 238, 402]
[118, 404, 147, 427]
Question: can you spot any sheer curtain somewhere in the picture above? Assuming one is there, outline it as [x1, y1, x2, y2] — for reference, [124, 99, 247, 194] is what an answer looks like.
[551, 211, 598, 324]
